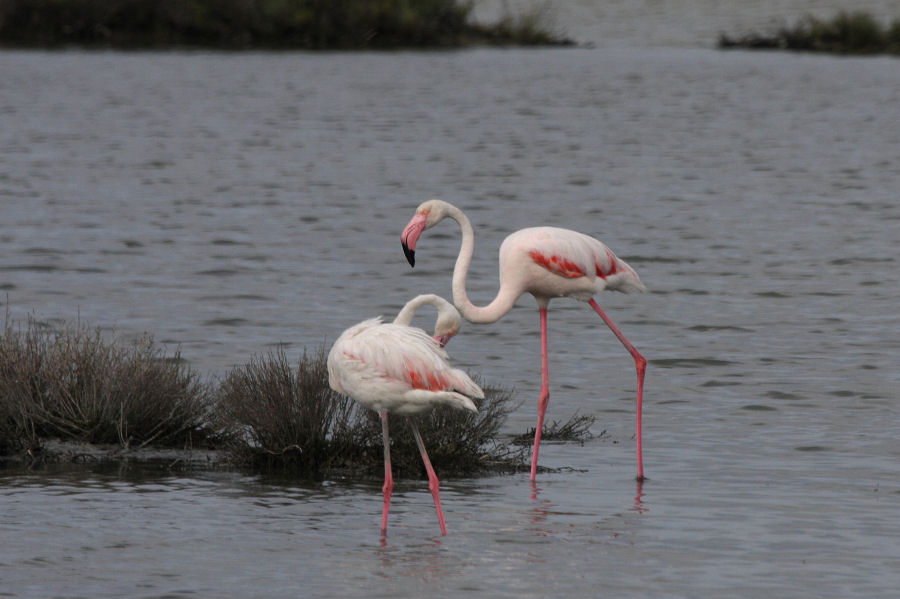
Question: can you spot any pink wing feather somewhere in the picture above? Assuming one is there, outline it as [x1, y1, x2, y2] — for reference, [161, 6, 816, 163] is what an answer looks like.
[520, 227, 645, 293]
[328, 317, 482, 415]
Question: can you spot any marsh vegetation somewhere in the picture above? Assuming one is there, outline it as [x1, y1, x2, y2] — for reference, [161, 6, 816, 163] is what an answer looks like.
[0, 320, 210, 454]
[0, 0, 572, 49]
[719, 11, 900, 55]
[1, 319, 597, 478]
[216, 347, 528, 478]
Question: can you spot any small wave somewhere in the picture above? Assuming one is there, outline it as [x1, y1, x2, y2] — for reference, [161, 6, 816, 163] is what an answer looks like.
[701, 380, 742, 387]
[688, 325, 753, 333]
[650, 357, 734, 368]
[202, 318, 250, 327]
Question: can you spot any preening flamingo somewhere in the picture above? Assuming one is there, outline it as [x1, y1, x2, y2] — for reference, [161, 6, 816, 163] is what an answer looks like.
[327, 294, 483, 536]
[401, 200, 647, 482]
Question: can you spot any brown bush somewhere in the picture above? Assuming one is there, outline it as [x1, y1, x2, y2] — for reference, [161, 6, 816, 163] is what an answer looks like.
[0, 320, 211, 452]
[215, 346, 527, 478]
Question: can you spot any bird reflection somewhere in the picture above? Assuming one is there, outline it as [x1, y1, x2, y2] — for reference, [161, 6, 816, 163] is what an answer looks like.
[631, 479, 647, 514]
[528, 481, 555, 528]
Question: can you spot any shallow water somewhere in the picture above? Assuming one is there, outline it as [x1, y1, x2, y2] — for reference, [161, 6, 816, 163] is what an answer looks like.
[2, 1, 900, 597]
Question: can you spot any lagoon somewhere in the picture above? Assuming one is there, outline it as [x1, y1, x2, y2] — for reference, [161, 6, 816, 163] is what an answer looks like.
[2, 1, 900, 597]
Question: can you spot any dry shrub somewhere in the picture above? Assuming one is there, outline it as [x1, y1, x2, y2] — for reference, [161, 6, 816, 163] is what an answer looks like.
[216, 347, 526, 478]
[0, 320, 210, 451]
[511, 412, 598, 446]
[215, 347, 372, 476]
[385, 379, 527, 478]
[0, 318, 539, 477]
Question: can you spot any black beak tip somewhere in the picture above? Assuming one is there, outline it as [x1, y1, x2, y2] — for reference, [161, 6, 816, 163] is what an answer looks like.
[402, 243, 415, 267]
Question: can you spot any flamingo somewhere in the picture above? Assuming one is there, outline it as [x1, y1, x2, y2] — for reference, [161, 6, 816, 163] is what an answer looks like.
[401, 199, 647, 482]
[327, 293, 483, 536]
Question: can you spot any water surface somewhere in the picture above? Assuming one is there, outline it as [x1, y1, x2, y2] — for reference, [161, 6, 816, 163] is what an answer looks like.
[2, 1, 899, 597]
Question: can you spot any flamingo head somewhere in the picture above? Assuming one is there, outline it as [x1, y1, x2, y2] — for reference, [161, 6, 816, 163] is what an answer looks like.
[433, 332, 454, 348]
[400, 199, 447, 267]
[432, 310, 461, 348]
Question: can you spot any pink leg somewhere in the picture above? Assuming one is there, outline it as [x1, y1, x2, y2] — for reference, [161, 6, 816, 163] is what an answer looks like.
[380, 411, 393, 535]
[409, 421, 448, 536]
[530, 307, 550, 482]
[589, 299, 646, 481]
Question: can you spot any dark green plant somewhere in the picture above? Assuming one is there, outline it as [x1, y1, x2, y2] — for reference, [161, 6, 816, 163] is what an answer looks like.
[468, 1, 565, 46]
[719, 11, 900, 56]
[0, 0, 569, 49]
[783, 11, 885, 54]
[887, 20, 900, 54]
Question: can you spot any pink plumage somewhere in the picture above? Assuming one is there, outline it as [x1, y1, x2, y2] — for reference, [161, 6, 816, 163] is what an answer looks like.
[402, 200, 647, 482]
[327, 293, 482, 536]
[499, 226, 646, 300]
[328, 317, 481, 415]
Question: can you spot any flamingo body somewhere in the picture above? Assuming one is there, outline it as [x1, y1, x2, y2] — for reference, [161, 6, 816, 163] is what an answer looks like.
[327, 294, 482, 535]
[401, 200, 647, 482]
[327, 317, 480, 416]
[497, 226, 645, 305]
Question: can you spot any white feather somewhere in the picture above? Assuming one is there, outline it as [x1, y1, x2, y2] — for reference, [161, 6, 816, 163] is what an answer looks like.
[327, 310, 481, 416]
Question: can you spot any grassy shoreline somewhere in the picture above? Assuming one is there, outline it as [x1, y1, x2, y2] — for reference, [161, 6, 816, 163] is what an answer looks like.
[719, 11, 900, 55]
[0, 318, 599, 478]
[0, 0, 573, 50]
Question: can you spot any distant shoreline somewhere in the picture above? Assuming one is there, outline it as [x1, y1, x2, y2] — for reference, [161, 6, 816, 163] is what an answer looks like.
[0, 0, 574, 50]
[719, 11, 900, 56]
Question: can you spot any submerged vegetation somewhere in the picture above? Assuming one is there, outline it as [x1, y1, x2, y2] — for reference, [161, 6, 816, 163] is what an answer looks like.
[719, 11, 900, 56]
[0, 0, 572, 49]
[1, 318, 596, 478]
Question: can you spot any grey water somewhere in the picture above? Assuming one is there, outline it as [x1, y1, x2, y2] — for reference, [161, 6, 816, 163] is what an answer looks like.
[2, 1, 900, 597]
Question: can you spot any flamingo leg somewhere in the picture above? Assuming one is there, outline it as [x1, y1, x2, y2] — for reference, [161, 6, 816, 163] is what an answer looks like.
[380, 410, 393, 535]
[588, 298, 646, 481]
[409, 420, 448, 536]
[530, 307, 551, 482]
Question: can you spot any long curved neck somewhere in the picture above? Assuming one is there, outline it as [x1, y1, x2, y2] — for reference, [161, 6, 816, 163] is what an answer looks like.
[393, 294, 442, 326]
[446, 204, 518, 324]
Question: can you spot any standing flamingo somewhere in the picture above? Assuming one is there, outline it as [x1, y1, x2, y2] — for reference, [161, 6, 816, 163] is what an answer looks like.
[327, 294, 483, 536]
[401, 199, 647, 482]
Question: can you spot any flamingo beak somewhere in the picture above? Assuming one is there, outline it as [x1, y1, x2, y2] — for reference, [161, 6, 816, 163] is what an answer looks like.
[401, 213, 427, 267]
[433, 334, 452, 348]
[402, 243, 415, 267]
